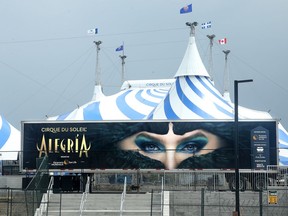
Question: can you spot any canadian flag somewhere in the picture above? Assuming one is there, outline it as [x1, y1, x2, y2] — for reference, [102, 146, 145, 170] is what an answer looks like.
[218, 38, 227, 44]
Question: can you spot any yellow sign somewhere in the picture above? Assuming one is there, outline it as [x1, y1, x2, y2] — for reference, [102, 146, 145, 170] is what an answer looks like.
[268, 191, 278, 205]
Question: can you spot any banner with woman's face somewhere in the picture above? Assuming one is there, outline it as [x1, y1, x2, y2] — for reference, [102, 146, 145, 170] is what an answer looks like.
[21, 120, 277, 171]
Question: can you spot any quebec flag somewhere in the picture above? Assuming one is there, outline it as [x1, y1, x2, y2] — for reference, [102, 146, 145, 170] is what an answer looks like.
[201, 21, 212, 29]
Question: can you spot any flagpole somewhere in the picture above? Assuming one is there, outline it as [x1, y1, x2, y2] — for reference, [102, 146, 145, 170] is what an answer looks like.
[119, 54, 127, 84]
[122, 41, 124, 56]
[119, 42, 126, 84]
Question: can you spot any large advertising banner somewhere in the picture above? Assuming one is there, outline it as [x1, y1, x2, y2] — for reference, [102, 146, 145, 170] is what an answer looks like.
[21, 120, 277, 170]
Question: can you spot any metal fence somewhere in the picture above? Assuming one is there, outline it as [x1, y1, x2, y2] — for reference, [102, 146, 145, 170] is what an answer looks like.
[148, 167, 288, 216]
[91, 167, 288, 192]
[153, 189, 288, 216]
[0, 166, 287, 215]
[0, 157, 50, 216]
[91, 168, 288, 216]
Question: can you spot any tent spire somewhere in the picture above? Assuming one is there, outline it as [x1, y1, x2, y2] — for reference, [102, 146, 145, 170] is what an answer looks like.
[94, 41, 102, 85]
[207, 34, 216, 82]
[174, 21, 210, 78]
[223, 50, 231, 102]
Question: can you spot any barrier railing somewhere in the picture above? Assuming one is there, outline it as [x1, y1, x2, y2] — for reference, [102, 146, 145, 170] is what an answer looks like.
[119, 176, 127, 216]
[34, 176, 54, 216]
[1, 165, 288, 215]
[79, 176, 90, 216]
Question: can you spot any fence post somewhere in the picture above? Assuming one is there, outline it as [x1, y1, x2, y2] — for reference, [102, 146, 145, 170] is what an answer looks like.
[259, 190, 263, 216]
[150, 189, 154, 216]
[201, 188, 205, 216]
[10, 188, 13, 216]
[59, 191, 62, 216]
[6, 188, 10, 216]
[32, 190, 35, 216]
[161, 177, 164, 215]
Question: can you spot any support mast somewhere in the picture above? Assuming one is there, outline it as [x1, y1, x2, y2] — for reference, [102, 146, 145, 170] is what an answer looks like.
[223, 50, 231, 93]
[91, 41, 105, 101]
[93, 41, 102, 86]
[207, 34, 216, 81]
[119, 54, 127, 84]
[186, 22, 198, 36]
[223, 50, 231, 101]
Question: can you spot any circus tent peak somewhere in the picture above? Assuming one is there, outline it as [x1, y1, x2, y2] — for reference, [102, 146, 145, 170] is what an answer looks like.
[0, 115, 20, 160]
[151, 23, 231, 120]
[91, 84, 105, 101]
[174, 22, 210, 79]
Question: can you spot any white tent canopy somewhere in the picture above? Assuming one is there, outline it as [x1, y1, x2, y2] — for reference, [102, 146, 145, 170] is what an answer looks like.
[0, 115, 20, 160]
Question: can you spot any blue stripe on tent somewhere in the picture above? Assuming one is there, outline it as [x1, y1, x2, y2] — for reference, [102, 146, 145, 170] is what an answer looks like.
[135, 90, 159, 107]
[279, 143, 288, 149]
[196, 76, 233, 108]
[83, 102, 102, 120]
[154, 89, 169, 94]
[56, 112, 71, 120]
[206, 77, 214, 85]
[176, 78, 214, 119]
[146, 89, 167, 99]
[279, 129, 288, 142]
[185, 76, 234, 118]
[146, 113, 154, 120]
[214, 103, 234, 118]
[116, 90, 146, 119]
[0, 117, 11, 148]
[279, 156, 288, 165]
[185, 76, 205, 98]
[163, 95, 180, 119]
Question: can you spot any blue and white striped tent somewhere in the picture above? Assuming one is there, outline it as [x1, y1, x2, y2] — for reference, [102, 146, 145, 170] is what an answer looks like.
[48, 83, 171, 121]
[0, 115, 20, 160]
[48, 26, 288, 165]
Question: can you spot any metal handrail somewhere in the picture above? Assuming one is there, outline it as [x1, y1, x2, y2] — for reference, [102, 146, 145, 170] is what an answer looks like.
[34, 176, 54, 216]
[79, 176, 90, 216]
[120, 177, 127, 216]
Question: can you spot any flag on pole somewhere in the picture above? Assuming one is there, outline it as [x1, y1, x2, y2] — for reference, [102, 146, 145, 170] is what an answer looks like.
[116, 45, 124, 52]
[87, 28, 98, 35]
[180, 4, 192, 14]
[218, 38, 227, 44]
[201, 21, 212, 29]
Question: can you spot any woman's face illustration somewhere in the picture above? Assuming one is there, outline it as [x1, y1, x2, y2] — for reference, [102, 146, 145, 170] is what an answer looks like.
[118, 123, 225, 169]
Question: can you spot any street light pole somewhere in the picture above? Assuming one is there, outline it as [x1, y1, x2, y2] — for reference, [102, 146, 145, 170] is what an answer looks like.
[234, 79, 253, 216]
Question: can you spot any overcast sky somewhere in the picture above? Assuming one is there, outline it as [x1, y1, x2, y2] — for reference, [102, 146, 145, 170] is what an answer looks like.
[1, 0, 288, 130]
